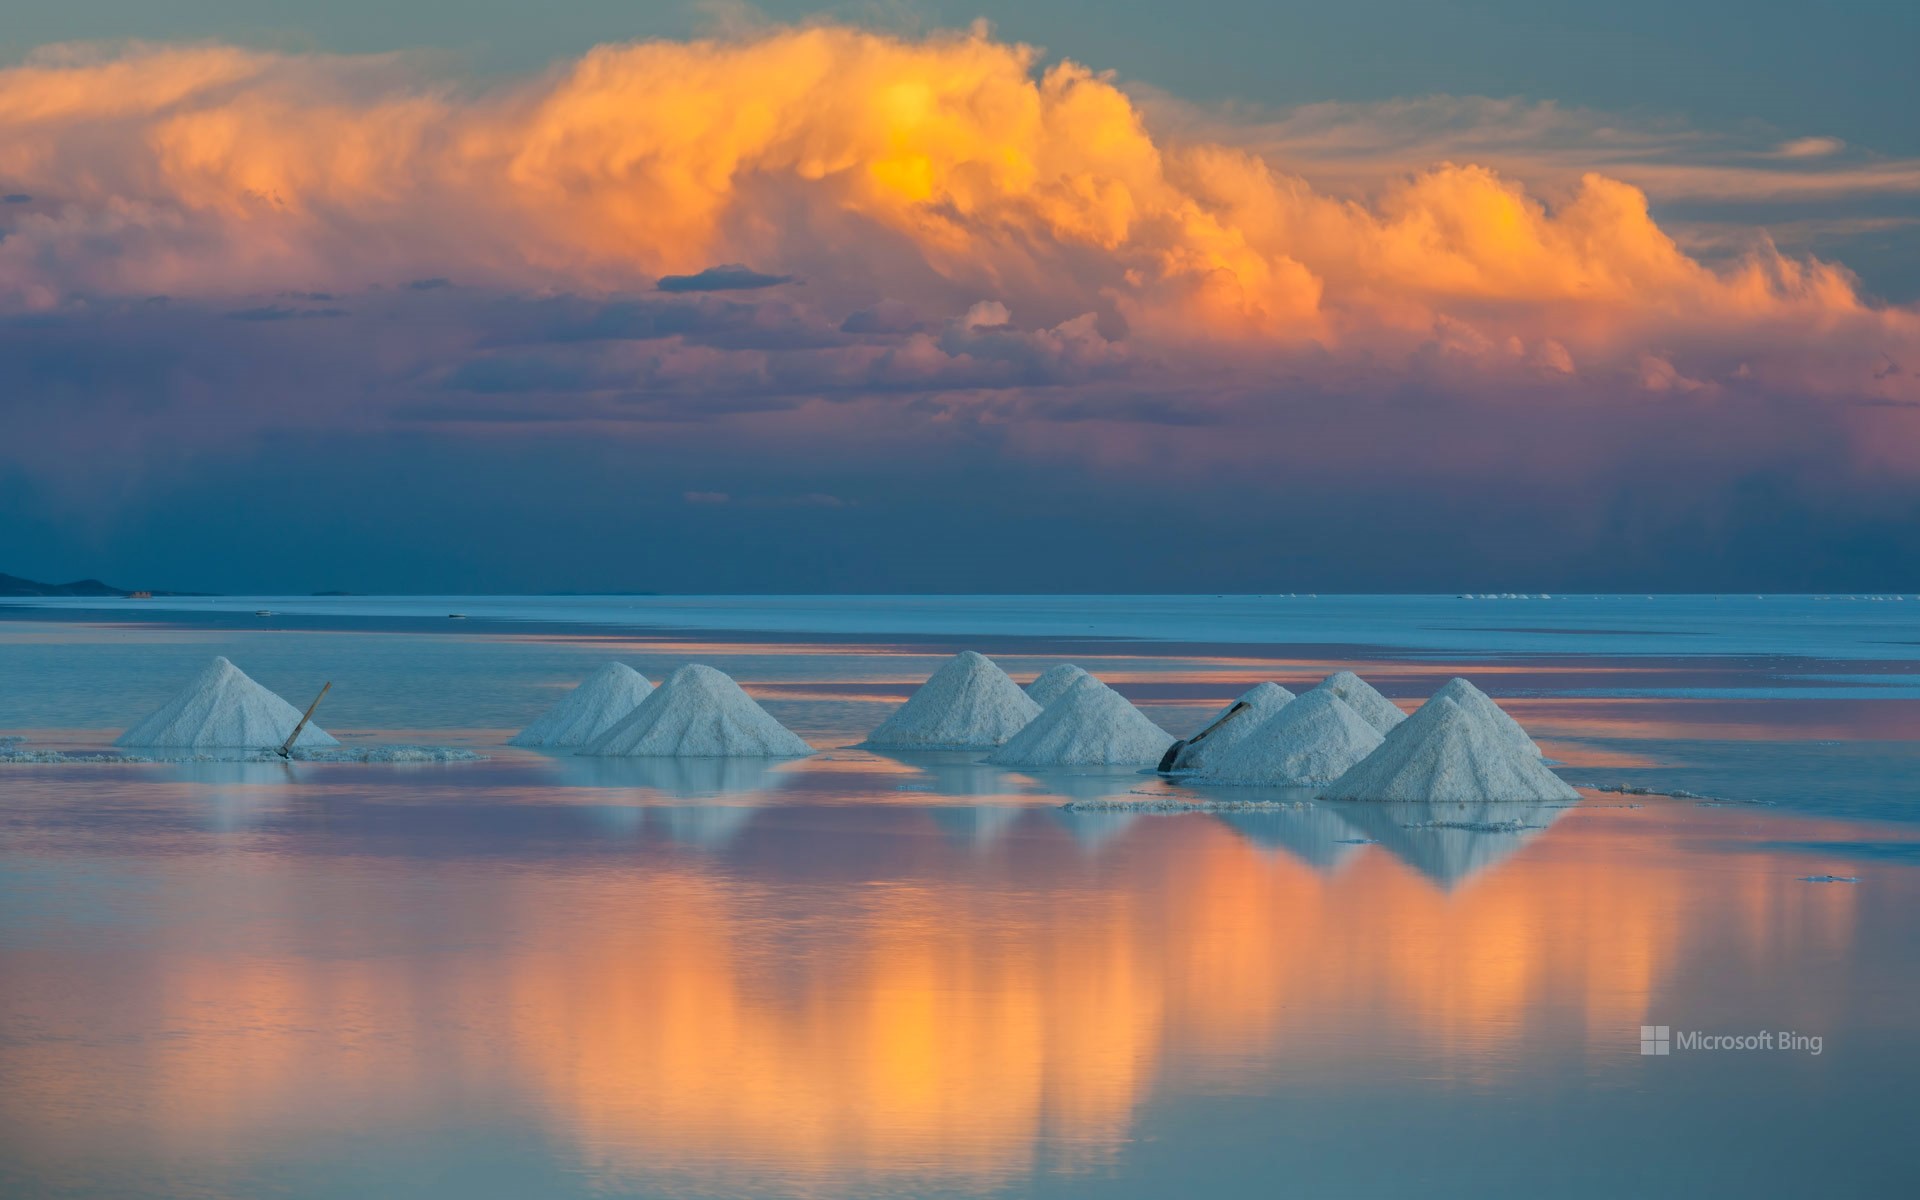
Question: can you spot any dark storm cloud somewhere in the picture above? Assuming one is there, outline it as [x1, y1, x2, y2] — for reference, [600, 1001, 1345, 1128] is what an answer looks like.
[656, 264, 797, 293]
[3, 281, 1918, 594]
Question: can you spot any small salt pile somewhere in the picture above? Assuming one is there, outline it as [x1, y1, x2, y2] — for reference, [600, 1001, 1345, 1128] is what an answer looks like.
[578, 664, 812, 758]
[1165, 682, 1296, 773]
[116, 656, 337, 750]
[987, 675, 1173, 767]
[1200, 689, 1382, 785]
[1025, 664, 1090, 707]
[509, 662, 653, 748]
[1322, 695, 1578, 802]
[862, 651, 1041, 749]
[1310, 670, 1406, 735]
[1426, 677, 1542, 757]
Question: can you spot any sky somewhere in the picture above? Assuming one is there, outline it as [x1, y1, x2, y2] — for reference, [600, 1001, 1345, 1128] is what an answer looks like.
[2, 3, 1918, 593]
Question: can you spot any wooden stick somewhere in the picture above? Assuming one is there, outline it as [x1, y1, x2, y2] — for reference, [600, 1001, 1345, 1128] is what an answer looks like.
[279, 682, 331, 758]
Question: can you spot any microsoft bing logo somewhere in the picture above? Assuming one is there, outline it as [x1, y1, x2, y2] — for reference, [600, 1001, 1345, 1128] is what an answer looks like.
[1640, 1025, 1671, 1055]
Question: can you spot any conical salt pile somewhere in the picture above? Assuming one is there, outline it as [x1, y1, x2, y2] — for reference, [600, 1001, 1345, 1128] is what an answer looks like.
[1323, 695, 1578, 802]
[1026, 664, 1090, 707]
[578, 664, 812, 758]
[116, 656, 337, 750]
[1310, 670, 1406, 735]
[1427, 677, 1542, 757]
[1167, 682, 1295, 773]
[1200, 688, 1383, 785]
[509, 662, 654, 748]
[862, 652, 1042, 749]
[987, 675, 1173, 767]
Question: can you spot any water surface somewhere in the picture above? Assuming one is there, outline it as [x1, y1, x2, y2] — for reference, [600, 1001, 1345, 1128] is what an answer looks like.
[1, 598, 1913, 1197]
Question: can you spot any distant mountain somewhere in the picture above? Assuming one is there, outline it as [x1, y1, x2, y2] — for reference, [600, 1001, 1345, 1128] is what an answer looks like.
[0, 572, 128, 597]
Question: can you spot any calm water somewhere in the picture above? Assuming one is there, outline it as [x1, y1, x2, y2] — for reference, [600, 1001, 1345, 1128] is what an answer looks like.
[1, 598, 1915, 1197]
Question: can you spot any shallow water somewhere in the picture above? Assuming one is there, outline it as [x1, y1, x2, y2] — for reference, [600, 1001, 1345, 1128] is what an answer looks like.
[1, 599, 1914, 1197]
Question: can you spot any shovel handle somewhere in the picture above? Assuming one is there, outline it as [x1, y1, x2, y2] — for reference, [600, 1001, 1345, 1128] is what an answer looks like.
[279, 682, 332, 757]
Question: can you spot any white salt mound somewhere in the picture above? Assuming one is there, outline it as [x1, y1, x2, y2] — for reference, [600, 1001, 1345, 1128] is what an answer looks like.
[1201, 688, 1383, 785]
[863, 651, 1042, 749]
[578, 664, 812, 758]
[1428, 676, 1542, 757]
[509, 662, 654, 748]
[987, 675, 1174, 767]
[116, 656, 337, 750]
[1322, 695, 1578, 802]
[1310, 670, 1406, 735]
[1169, 682, 1296, 773]
[1026, 664, 1091, 707]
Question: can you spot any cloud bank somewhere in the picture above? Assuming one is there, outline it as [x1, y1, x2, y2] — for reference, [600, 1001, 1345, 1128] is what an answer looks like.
[0, 24, 1917, 590]
[1, 25, 1913, 396]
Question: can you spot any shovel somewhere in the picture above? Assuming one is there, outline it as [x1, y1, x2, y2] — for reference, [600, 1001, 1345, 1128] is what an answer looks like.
[278, 682, 332, 759]
[1157, 698, 1249, 773]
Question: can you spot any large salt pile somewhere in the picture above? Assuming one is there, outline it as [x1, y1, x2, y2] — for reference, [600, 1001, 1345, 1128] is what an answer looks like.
[862, 651, 1042, 749]
[1025, 664, 1090, 707]
[1310, 671, 1406, 735]
[116, 656, 337, 751]
[1165, 682, 1296, 773]
[987, 675, 1174, 767]
[578, 664, 812, 758]
[1426, 677, 1542, 757]
[1322, 695, 1578, 802]
[1199, 688, 1383, 785]
[509, 662, 653, 748]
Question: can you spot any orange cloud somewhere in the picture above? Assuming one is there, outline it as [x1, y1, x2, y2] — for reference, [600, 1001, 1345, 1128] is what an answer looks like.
[0, 25, 1915, 404]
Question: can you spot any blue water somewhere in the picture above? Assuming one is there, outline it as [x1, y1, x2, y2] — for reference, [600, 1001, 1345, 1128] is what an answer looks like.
[9, 591, 1920, 660]
[0, 596, 1914, 1197]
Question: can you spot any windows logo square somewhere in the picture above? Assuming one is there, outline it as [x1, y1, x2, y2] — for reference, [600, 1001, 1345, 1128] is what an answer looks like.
[1640, 1025, 1671, 1055]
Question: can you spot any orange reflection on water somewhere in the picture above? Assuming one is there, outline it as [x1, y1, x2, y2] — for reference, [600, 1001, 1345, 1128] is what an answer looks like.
[0, 801, 1878, 1193]
[502, 867, 1160, 1187]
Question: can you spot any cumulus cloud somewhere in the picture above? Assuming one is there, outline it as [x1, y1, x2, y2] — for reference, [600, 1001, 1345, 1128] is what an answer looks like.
[0, 23, 1910, 409]
[961, 301, 1012, 331]
[1, 18, 1918, 529]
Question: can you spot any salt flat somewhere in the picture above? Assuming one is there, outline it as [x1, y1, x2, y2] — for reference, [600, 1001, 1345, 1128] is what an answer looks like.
[0, 596, 1915, 1199]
